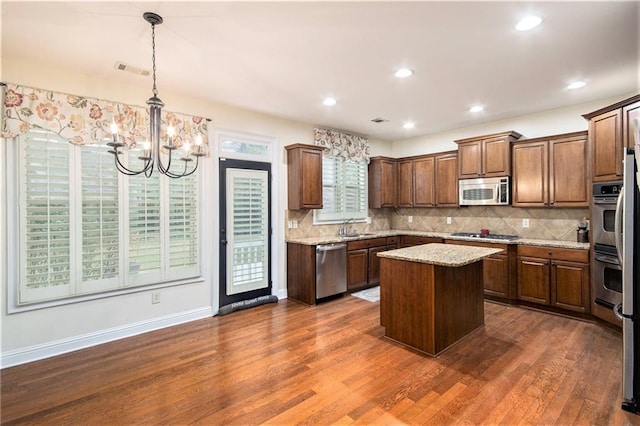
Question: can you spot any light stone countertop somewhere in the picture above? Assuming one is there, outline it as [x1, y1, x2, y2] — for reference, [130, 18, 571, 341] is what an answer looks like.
[377, 243, 504, 267]
[285, 229, 590, 250]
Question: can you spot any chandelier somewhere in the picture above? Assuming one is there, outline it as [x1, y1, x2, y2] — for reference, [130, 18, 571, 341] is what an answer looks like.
[107, 12, 204, 178]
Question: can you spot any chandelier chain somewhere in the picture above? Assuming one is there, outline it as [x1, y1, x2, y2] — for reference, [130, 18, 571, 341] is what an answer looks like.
[151, 22, 158, 97]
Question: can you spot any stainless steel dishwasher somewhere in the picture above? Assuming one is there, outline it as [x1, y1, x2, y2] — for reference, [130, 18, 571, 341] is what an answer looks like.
[316, 243, 347, 299]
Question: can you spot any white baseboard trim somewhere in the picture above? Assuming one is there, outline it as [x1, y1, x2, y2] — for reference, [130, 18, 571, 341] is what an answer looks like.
[275, 288, 288, 300]
[1, 307, 214, 369]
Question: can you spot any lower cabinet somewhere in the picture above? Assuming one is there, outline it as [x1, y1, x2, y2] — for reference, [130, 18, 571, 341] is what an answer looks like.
[347, 237, 398, 291]
[399, 235, 443, 248]
[286, 242, 317, 305]
[445, 240, 516, 300]
[517, 245, 590, 313]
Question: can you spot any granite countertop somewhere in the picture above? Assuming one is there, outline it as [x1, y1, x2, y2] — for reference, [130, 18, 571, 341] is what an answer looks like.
[285, 229, 590, 250]
[377, 243, 504, 267]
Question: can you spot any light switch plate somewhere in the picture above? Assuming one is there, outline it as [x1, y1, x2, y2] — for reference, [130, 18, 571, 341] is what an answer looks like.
[408, 216, 413, 223]
[366, 217, 372, 224]
[523, 218, 530, 228]
[446, 217, 452, 225]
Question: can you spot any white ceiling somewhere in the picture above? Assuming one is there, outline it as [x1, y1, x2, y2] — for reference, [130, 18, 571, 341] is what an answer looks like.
[2, 1, 639, 142]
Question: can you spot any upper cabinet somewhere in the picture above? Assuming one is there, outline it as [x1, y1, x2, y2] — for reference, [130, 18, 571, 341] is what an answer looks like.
[455, 130, 522, 178]
[396, 159, 414, 207]
[583, 94, 640, 182]
[512, 131, 588, 208]
[368, 156, 397, 208]
[285, 144, 324, 210]
[434, 152, 459, 207]
[395, 152, 457, 208]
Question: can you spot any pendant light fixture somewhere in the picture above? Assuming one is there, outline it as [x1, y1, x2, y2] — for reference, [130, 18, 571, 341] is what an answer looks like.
[108, 12, 204, 178]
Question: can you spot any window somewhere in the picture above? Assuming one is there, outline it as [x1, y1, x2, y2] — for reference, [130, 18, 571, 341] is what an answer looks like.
[11, 129, 200, 306]
[314, 156, 368, 223]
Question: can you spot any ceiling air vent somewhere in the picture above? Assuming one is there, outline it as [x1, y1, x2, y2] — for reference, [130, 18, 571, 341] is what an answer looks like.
[371, 117, 389, 123]
[114, 62, 151, 77]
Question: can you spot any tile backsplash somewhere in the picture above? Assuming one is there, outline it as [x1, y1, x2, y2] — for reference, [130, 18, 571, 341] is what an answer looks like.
[286, 206, 589, 242]
[286, 209, 391, 239]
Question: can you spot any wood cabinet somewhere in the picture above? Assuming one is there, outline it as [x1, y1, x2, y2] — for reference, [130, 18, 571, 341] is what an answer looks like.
[396, 152, 457, 208]
[347, 248, 368, 290]
[347, 237, 398, 291]
[455, 130, 521, 178]
[445, 240, 516, 300]
[285, 144, 324, 210]
[623, 101, 640, 149]
[512, 131, 588, 207]
[413, 156, 435, 206]
[583, 94, 640, 182]
[286, 243, 317, 305]
[517, 245, 590, 313]
[434, 152, 458, 207]
[397, 159, 414, 207]
[399, 235, 442, 248]
[368, 157, 397, 208]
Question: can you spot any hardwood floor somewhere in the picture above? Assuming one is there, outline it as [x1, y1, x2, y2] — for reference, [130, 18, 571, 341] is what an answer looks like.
[1, 296, 637, 425]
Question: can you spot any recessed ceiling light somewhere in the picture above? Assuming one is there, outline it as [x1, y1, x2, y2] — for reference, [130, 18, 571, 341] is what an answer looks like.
[403, 122, 415, 129]
[394, 68, 414, 78]
[567, 81, 587, 90]
[323, 97, 337, 106]
[515, 15, 542, 31]
[469, 105, 484, 113]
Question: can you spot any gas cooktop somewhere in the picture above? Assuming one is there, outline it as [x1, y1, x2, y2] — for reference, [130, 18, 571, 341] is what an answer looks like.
[450, 232, 520, 241]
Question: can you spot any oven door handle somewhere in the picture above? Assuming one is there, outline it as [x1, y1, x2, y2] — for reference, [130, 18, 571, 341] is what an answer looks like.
[594, 254, 621, 266]
[614, 189, 624, 265]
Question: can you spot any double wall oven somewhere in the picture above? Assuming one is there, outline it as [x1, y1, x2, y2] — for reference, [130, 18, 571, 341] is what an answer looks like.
[591, 181, 623, 308]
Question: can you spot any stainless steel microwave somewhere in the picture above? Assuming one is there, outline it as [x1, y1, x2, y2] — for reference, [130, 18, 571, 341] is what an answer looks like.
[459, 177, 510, 206]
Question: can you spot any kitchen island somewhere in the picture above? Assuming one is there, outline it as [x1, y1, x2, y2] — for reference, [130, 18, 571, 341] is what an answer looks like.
[378, 243, 502, 356]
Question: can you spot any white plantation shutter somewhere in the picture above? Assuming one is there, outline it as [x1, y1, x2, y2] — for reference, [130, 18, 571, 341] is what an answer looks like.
[226, 168, 268, 294]
[127, 169, 162, 285]
[19, 131, 72, 303]
[11, 130, 202, 306]
[168, 174, 199, 276]
[80, 144, 119, 292]
[315, 157, 368, 222]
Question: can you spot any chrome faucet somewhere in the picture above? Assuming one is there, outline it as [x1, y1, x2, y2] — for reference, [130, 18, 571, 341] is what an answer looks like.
[339, 218, 355, 237]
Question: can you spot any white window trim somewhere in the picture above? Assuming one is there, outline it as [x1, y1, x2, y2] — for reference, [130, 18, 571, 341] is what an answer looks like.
[4, 133, 204, 313]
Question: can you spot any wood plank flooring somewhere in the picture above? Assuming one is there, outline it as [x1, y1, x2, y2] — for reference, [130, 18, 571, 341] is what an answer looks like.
[2, 296, 638, 425]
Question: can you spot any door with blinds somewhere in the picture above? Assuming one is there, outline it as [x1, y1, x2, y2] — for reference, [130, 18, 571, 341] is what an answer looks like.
[219, 158, 272, 307]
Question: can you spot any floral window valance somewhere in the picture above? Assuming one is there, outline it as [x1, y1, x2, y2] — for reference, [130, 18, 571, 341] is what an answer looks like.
[313, 127, 370, 164]
[1, 82, 209, 149]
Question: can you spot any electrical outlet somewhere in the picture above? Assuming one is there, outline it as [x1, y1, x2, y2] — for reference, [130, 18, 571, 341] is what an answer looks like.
[152, 292, 160, 304]
[446, 217, 452, 225]
[522, 218, 530, 228]
[408, 216, 413, 223]
[287, 220, 293, 229]
[366, 217, 372, 224]
[292, 220, 298, 229]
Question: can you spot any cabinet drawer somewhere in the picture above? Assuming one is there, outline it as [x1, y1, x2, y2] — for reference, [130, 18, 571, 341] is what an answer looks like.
[386, 236, 399, 245]
[517, 245, 588, 263]
[347, 237, 389, 250]
[400, 235, 442, 246]
[446, 239, 508, 252]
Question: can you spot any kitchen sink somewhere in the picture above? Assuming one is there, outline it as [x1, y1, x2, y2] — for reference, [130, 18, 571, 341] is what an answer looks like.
[343, 232, 377, 238]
